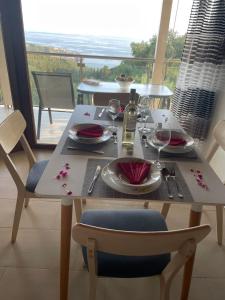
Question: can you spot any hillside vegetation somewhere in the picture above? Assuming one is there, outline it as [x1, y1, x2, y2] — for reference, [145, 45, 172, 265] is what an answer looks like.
[26, 31, 184, 105]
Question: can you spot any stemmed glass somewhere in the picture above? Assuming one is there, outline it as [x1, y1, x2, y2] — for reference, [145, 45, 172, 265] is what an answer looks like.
[150, 123, 171, 169]
[108, 99, 120, 132]
[137, 96, 151, 133]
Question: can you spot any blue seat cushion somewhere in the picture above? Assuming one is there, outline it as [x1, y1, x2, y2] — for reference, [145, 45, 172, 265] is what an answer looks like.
[26, 160, 49, 192]
[81, 209, 170, 278]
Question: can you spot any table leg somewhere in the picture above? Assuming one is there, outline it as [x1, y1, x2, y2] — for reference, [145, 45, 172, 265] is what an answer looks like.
[181, 203, 202, 300]
[60, 198, 73, 300]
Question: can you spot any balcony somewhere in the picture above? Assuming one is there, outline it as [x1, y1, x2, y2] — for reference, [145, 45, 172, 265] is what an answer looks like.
[0, 51, 180, 144]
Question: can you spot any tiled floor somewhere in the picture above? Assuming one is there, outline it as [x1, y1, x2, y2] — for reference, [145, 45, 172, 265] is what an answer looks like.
[0, 150, 225, 300]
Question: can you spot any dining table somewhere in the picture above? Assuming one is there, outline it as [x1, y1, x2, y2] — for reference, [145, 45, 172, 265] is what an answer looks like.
[35, 104, 225, 300]
[77, 81, 173, 107]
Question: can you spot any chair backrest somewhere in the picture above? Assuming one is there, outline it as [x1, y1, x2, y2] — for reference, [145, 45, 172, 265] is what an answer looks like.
[0, 110, 36, 191]
[206, 120, 225, 161]
[93, 93, 130, 106]
[73, 223, 210, 256]
[0, 110, 26, 154]
[73, 222, 210, 300]
[32, 71, 75, 109]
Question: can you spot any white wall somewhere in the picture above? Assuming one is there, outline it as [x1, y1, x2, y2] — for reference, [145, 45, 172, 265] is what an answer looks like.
[201, 89, 225, 182]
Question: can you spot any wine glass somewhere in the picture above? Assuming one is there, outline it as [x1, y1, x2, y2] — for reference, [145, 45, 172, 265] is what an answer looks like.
[108, 99, 120, 132]
[150, 123, 171, 169]
[137, 96, 151, 133]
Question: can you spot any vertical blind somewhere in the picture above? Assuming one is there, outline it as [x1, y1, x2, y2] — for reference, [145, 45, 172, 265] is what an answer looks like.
[171, 0, 225, 139]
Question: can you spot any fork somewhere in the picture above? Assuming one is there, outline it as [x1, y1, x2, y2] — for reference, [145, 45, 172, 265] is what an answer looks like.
[169, 168, 183, 198]
[112, 132, 117, 144]
[142, 134, 148, 148]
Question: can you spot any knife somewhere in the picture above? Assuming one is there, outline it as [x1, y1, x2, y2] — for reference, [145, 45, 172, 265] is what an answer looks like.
[67, 146, 104, 154]
[88, 165, 101, 194]
[98, 108, 105, 118]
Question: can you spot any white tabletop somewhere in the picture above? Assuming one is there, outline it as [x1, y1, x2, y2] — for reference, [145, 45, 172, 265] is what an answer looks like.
[36, 105, 225, 206]
[77, 82, 173, 98]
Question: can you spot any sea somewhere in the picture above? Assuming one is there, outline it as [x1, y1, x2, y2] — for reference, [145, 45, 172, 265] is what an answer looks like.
[25, 31, 133, 68]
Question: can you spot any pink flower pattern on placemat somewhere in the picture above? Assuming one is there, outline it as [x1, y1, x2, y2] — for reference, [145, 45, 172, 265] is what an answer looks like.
[190, 169, 209, 191]
[55, 163, 73, 195]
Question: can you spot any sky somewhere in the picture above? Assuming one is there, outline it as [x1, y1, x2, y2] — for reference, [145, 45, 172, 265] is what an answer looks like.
[21, 0, 193, 41]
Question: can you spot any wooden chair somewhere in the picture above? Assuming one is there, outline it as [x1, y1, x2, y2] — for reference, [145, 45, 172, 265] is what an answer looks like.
[0, 110, 53, 243]
[32, 71, 75, 139]
[72, 209, 210, 300]
[161, 120, 225, 245]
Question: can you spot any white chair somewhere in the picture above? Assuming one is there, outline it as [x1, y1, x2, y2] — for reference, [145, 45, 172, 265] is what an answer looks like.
[32, 71, 75, 139]
[0, 110, 55, 242]
[72, 209, 210, 300]
[161, 120, 225, 245]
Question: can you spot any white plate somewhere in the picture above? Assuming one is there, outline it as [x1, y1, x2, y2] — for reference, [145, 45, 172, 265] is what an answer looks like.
[68, 123, 112, 144]
[148, 130, 195, 154]
[101, 157, 161, 195]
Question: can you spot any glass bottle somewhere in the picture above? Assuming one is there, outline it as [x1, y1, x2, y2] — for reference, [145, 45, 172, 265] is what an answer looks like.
[122, 88, 138, 147]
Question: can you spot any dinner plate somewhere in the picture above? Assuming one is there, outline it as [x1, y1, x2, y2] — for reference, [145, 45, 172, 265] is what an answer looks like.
[101, 157, 161, 195]
[148, 130, 195, 154]
[68, 123, 112, 144]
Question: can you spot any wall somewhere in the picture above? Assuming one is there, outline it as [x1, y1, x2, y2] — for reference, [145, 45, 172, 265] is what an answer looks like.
[201, 88, 225, 182]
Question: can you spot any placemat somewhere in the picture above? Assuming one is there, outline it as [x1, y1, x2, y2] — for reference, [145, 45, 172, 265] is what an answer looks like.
[81, 159, 193, 203]
[139, 135, 200, 161]
[61, 137, 118, 157]
[94, 107, 154, 123]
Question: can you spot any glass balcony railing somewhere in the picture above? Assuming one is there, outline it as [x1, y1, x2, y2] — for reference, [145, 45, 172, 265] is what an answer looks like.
[26, 50, 180, 105]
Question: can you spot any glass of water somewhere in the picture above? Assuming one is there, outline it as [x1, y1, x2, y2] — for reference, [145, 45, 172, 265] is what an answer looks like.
[150, 123, 171, 169]
[138, 96, 151, 133]
[108, 99, 120, 132]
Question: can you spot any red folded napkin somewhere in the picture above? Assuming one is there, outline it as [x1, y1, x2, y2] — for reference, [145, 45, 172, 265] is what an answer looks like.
[117, 162, 151, 185]
[157, 132, 187, 146]
[169, 137, 187, 146]
[77, 125, 104, 138]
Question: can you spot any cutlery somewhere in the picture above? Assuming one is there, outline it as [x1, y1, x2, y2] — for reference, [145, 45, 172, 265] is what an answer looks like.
[161, 168, 173, 199]
[169, 168, 183, 198]
[112, 132, 117, 144]
[98, 108, 105, 118]
[88, 165, 101, 194]
[67, 146, 104, 154]
[142, 134, 148, 148]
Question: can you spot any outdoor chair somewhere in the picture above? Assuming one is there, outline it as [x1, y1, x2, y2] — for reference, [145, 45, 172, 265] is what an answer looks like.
[0, 110, 56, 242]
[161, 120, 225, 245]
[32, 71, 75, 139]
[72, 209, 210, 300]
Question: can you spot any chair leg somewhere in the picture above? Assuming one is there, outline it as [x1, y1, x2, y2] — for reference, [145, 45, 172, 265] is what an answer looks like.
[89, 274, 97, 300]
[160, 276, 170, 300]
[11, 193, 25, 243]
[144, 200, 149, 209]
[48, 108, 53, 124]
[161, 203, 171, 218]
[216, 205, 223, 245]
[24, 198, 30, 208]
[37, 106, 42, 139]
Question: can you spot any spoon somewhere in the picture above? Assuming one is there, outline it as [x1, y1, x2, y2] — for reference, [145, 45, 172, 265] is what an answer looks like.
[161, 168, 173, 199]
